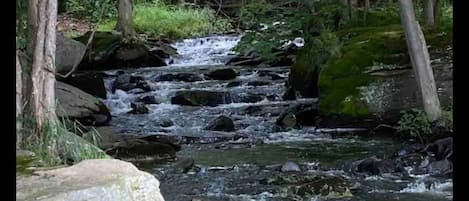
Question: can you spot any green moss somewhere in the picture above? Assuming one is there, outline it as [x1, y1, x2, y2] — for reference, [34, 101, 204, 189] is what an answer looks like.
[318, 23, 452, 116]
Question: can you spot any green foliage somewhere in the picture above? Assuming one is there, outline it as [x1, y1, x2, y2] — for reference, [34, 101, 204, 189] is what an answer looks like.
[233, 1, 311, 58]
[21, 117, 108, 167]
[65, 0, 116, 22]
[98, 1, 231, 40]
[16, 0, 28, 50]
[397, 109, 432, 139]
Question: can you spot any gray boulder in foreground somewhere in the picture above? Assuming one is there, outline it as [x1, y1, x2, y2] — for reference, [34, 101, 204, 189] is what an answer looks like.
[16, 159, 165, 201]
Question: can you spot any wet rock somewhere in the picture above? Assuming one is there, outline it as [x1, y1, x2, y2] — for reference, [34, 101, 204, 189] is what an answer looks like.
[427, 159, 452, 177]
[128, 102, 149, 114]
[139, 134, 181, 151]
[206, 68, 237, 80]
[112, 74, 151, 92]
[159, 119, 174, 127]
[356, 156, 403, 175]
[281, 161, 301, 172]
[244, 105, 263, 115]
[171, 90, 231, 107]
[56, 81, 111, 126]
[204, 115, 235, 132]
[137, 95, 159, 104]
[174, 158, 195, 173]
[127, 88, 145, 94]
[107, 138, 177, 158]
[155, 73, 204, 82]
[424, 137, 453, 161]
[59, 72, 107, 99]
[226, 81, 242, 88]
[238, 93, 265, 103]
[247, 81, 271, 86]
[294, 176, 353, 198]
[275, 112, 298, 130]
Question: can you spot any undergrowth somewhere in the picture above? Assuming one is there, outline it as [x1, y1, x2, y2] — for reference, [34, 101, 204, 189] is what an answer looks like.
[20, 116, 108, 167]
[97, 0, 231, 40]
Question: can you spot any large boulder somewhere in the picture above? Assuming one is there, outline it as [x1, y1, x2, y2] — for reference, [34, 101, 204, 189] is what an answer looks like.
[55, 32, 86, 74]
[106, 138, 177, 158]
[171, 90, 232, 107]
[204, 115, 235, 132]
[317, 27, 452, 127]
[59, 72, 107, 99]
[75, 31, 166, 70]
[16, 159, 165, 201]
[56, 81, 111, 126]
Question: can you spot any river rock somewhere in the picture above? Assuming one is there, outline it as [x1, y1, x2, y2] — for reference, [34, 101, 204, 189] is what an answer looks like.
[107, 138, 177, 158]
[247, 81, 271, 86]
[56, 81, 111, 126]
[16, 159, 165, 201]
[226, 81, 243, 88]
[427, 159, 452, 177]
[137, 95, 159, 104]
[173, 158, 195, 173]
[59, 72, 107, 99]
[55, 32, 86, 74]
[281, 161, 301, 172]
[128, 102, 149, 114]
[424, 137, 453, 160]
[171, 90, 231, 107]
[294, 176, 352, 198]
[356, 156, 403, 175]
[206, 68, 237, 80]
[158, 119, 174, 127]
[139, 134, 181, 151]
[226, 56, 264, 66]
[275, 112, 298, 130]
[75, 31, 166, 70]
[155, 73, 204, 82]
[112, 74, 151, 93]
[204, 115, 235, 132]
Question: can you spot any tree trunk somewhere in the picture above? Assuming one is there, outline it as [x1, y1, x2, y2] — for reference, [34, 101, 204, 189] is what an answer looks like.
[116, 0, 136, 38]
[423, 0, 435, 27]
[433, 0, 440, 24]
[16, 51, 23, 149]
[347, 0, 352, 20]
[29, 0, 58, 135]
[398, 0, 442, 121]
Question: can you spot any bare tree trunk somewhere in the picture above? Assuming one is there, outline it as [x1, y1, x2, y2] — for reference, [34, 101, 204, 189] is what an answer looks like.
[116, 0, 136, 38]
[398, 0, 442, 121]
[29, 0, 58, 136]
[347, 0, 352, 20]
[423, 0, 435, 26]
[433, 0, 440, 24]
[16, 51, 23, 149]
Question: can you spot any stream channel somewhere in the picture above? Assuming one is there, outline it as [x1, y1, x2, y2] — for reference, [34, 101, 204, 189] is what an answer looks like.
[101, 35, 452, 201]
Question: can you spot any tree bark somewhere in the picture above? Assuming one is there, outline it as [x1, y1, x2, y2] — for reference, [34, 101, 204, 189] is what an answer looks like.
[423, 0, 435, 27]
[347, 0, 352, 20]
[29, 0, 58, 135]
[16, 51, 23, 149]
[398, 0, 442, 121]
[116, 0, 136, 38]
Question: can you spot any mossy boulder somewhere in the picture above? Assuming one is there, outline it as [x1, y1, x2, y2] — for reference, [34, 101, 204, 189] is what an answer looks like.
[75, 31, 166, 70]
[317, 25, 452, 126]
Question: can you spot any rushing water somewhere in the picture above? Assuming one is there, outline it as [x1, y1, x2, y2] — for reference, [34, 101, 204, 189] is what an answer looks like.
[102, 35, 452, 201]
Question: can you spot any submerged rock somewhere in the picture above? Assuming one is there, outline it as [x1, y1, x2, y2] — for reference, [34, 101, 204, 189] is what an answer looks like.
[16, 159, 165, 201]
[128, 102, 149, 114]
[204, 115, 235, 132]
[137, 95, 160, 104]
[173, 158, 195, 173]
[226, 81, 243, 88]
[107, 138, 177, 158]
[155, 73, 204, 82]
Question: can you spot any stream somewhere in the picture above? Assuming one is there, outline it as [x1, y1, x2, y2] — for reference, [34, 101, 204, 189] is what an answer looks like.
[101, 35, 452, 201]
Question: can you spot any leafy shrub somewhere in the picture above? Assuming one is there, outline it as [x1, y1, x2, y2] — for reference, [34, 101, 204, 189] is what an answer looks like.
[397, 109, 432, 141]
[65, 0, 117, 22]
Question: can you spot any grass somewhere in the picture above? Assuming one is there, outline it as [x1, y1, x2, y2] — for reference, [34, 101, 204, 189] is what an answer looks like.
[20, 116, 109, 167]
[98, 1, 231, 40]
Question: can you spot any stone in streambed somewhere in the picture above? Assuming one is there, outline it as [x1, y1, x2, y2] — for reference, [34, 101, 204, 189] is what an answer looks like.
[206, 68, 237, 80]
[281, 161, 301, 172]
[204, 115, 235, 132]
[171, 90, 231, 107]
[128, 102, 149, 114]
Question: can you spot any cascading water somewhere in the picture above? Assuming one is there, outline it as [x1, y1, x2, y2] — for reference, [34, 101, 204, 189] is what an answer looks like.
[101, 35, 452, 201]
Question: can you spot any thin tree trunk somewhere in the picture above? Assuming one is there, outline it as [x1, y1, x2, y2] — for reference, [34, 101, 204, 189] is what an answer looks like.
[29, 0, 58, 135]
[433, 0, 440, 25]
[116, 0, 136, 38]
[347, 0, 352, 20]
[398, 0, 442, 121]
[423, 0, 435, 27]
[16, 51, 23, 149]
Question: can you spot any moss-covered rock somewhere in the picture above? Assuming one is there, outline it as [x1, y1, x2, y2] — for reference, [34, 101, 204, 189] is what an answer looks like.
[317, 25, 452, 125]
[75, 31, 166, 70]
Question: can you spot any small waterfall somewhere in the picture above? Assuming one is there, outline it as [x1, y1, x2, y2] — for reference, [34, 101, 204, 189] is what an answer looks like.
[167, 35, 242, 67]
